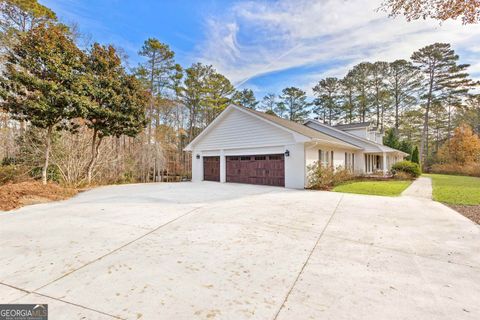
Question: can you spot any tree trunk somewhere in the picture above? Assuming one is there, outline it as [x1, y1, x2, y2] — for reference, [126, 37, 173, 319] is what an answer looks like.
[420, 69, 435, 167]
[86, 129, 103, 185]
[41, 126, 53, 185]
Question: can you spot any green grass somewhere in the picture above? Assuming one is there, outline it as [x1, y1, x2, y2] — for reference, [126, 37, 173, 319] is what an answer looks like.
[424, 174, 480, 205]
[333, 180, 412, 197]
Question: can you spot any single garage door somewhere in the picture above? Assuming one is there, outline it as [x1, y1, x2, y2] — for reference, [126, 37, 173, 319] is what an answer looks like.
[203, 156, 220, 181]
[226, 154, 285, 187]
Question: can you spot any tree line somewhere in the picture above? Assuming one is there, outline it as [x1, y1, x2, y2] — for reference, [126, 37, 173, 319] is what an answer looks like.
[0, 0, 479, 187]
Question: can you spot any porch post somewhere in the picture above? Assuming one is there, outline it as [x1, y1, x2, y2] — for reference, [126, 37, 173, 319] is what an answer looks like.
[382, 152, 387, 176]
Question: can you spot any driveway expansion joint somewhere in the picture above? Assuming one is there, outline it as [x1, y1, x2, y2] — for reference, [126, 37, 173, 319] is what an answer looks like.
[32, 206, 204, 293]
[272, 194, 344, 320]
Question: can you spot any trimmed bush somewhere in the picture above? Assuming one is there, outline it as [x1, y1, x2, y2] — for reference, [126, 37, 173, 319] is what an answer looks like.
[307, 162, 354, 190]
[391, 160, 421, 178]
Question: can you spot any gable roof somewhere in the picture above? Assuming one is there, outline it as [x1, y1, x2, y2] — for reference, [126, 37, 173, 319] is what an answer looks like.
[305, 119, 408, 155]
[185, 104, 360, 151]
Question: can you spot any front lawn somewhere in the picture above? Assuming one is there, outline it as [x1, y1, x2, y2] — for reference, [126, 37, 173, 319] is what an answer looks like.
[333, 180, 412, 197]
[424, 174, 480, 205]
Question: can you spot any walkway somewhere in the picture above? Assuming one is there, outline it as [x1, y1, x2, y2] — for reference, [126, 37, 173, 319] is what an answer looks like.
[402, 176, 433, 199]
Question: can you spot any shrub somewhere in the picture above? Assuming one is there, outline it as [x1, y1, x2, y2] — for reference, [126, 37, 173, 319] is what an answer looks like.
[307, 162, 354, 190]
[0, 165, 30, 185]
[430, 162, 480, 177]
[391, 160, 421, 178]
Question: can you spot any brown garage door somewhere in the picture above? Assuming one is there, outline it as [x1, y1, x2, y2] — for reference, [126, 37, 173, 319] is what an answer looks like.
[203, 156, 220, 181]
[226, 154, 285, 187]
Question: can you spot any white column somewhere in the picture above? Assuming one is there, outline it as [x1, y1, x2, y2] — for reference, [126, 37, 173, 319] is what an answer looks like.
[220, 149, 226, 183]
[382, 152, 387, 176]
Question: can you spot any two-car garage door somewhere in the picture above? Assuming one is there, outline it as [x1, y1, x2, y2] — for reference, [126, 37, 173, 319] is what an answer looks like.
[203, 154, 285, 187]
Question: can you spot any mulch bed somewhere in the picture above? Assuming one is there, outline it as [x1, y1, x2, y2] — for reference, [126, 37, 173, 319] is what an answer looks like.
[0, 181, 77, 211]
[447, 204, 480, 225]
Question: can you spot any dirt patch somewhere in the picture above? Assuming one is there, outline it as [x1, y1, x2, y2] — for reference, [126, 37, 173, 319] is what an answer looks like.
[448, 204, 480, 224]
[0, 181, 78, 211]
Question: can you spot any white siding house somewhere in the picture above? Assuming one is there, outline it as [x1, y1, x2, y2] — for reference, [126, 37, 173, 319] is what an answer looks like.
[185, 104, 407, 189]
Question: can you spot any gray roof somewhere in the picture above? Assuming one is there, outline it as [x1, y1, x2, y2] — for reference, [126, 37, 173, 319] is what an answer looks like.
[305, 119, 408, 155]
[333, 122, 371, 130]
[239, 106, 338, 140]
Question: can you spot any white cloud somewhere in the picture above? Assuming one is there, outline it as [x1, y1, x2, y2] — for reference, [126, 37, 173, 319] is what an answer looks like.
[198, 0, 480, 91]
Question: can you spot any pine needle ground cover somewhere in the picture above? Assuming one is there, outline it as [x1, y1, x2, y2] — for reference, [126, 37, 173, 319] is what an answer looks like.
[0, 182, 77, 211]
[333, 180, 412, 197]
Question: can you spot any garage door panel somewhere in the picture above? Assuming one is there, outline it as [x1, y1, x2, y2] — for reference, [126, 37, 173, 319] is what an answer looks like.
[203, 156, 220, 182]
[226, 154, 284, 187]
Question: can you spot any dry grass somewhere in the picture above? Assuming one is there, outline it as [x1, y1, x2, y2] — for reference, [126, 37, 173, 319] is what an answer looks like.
[0, 181, 78, 211]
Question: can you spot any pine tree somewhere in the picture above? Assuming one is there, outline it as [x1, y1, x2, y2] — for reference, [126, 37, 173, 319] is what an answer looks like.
[348, 62, 372, 122]
[339, 75, 356, 124]
[277, 87, 311, 122]
[370, 61, 390, 129]
[312, 77, 341, 125]
[411, 43, 474, 166]
[232, 88, 258, 109]
[261, 93, 276, 112]
[387, 60, 421, 134]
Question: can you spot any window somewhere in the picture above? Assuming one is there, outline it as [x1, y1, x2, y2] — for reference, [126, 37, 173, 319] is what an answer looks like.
[240, 156, 250, 161]
[254, 156, 266, 160]
[318, 149, 333, 167]
[269, 155, 282, 160]
[345, 152, 355, 171]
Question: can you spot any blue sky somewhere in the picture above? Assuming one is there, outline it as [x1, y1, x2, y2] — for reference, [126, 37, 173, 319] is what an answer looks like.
[41, 0, 480, 99]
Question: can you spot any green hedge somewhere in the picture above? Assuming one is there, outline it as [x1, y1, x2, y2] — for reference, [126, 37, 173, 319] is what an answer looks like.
[392, 160, 421, 178]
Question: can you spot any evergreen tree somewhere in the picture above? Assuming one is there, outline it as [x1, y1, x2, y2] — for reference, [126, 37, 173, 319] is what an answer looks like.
[411, 146, 419, 164]
[261, 93, 276, 112]
[370, 61, 390, 129]
[277, 87, 311, 122]
[411, 43, 474, 166]
[232, 88, 258, 109]
[84, 43, 147, 184]
[339, 74, 356, 123]
[312, 77, 341, 125]
[0, 24, 88, 184]
[383, 128, 400, 149]
[387, 60, 421, 134]
[348, 62, 372, 122]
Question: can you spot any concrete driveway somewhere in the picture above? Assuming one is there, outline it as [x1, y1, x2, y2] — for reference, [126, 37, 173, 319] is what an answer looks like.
[1, 182, 479, 320]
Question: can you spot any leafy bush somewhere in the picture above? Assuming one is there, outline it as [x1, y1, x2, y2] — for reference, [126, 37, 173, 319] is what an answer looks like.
[391, 160, 421, 178]
[30, 166, 61, 183]
[307, 162, 354, 190]
[430, 162, 480, 177]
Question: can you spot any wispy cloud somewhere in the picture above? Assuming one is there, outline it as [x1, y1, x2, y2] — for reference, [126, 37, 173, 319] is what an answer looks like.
[198, 0, 480, 93]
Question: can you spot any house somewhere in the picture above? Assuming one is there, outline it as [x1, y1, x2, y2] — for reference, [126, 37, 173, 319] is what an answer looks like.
[185, 104, 407, 189]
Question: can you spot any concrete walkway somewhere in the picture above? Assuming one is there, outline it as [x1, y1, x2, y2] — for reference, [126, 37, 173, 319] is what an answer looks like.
[402, 176, 433, 199]
[1, 182, 479, 319]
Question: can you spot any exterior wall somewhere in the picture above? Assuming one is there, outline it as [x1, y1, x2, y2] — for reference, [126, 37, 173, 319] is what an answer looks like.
[195, 108, 295, 151]
[305, 143, 360, 185]
[285, 143, 305, 189]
